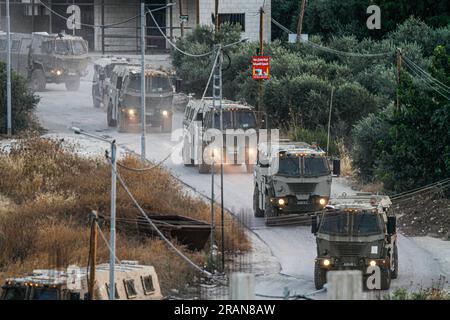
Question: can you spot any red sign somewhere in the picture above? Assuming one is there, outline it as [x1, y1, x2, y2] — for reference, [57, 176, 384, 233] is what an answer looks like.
[252, 56, 270, 80]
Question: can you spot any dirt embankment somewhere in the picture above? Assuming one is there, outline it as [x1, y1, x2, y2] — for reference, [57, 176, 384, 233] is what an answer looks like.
[0, 138, 249, 294]
[394, 192, 450, 239]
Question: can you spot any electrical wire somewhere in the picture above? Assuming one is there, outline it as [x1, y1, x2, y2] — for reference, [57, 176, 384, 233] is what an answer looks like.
[106, 156, 213, 277]
[402, 55, 450, 94]
[147, 8, 213, 58]
[271, 17, 392, 58]
[402, 59, 450, 100]
[96, 221, 122, 265]
[201, 48, 221, 101]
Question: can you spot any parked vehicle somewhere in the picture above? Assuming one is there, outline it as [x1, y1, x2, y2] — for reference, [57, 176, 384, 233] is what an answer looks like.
[0, 32, 89, 91]
[311, 193, 398, 290]
[1, 261, 162, 300]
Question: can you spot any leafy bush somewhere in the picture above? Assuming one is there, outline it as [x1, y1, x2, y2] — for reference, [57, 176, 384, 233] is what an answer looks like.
[291, 127, 338, 156]
[0, 62, 40, 135]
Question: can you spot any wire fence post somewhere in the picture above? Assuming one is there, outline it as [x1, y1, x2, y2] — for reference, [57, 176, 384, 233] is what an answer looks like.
[109, 140, 117, 300]
[230, 273, 255, 300]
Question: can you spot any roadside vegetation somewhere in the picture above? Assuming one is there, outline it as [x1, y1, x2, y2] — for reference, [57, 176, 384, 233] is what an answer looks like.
[0, 62, 41, 136]
[0, 138, 249, 293]
[173, 18, 450, 193]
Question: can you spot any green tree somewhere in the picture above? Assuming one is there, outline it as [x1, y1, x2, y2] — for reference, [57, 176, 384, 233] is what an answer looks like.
[0, 63, 40, 134]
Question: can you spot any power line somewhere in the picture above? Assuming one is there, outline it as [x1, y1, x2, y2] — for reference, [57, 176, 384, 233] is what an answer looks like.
[106, 156, 213, 277]
[147, 8, 213, 58]
[271, 17, 392, 58]
[96, 221, 123, 265]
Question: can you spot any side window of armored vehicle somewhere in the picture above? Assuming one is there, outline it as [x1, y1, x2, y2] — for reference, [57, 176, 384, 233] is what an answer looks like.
[116, 76, 123, 90]
[72, 40, 87, 55]
[110, 73, 117, 89]
[123, 279, 138, 299]
[184, 106, 191, 121]
[141, 275, 155, 295]
[11, 40, 20, 52]
[0, 40, 6, 51]
[41, 41, 53, 54]
[2, 286, 27, 300]
[105, 283, 120, 299]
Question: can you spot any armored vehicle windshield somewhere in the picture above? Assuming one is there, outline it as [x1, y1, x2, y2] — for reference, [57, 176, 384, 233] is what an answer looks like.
[209, 109, 257, 130]
[127, 73, 172, 93]
[319, 210, 383, 236]
[276, 153, 330, 177]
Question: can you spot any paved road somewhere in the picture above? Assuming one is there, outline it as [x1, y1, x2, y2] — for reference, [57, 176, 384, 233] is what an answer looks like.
[35, 64, 446, 298]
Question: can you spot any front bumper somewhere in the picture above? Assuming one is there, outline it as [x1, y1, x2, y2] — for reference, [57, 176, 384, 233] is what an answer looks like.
[270, 195, 328, 213]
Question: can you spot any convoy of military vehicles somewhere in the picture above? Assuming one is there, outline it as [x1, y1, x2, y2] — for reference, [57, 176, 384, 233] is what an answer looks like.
[0, 36, 399, 293]
[0, 32, 89, 91]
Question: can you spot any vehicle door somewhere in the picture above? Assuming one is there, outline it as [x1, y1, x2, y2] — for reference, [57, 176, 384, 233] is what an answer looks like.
[17, 37, 32, 78]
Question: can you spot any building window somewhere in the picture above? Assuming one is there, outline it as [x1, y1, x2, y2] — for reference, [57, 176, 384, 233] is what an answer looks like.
[141, 275, 155, 295]
[123, 279, 137, 299]
[218, 13, 245, 32]
[23, 3, 49, 17]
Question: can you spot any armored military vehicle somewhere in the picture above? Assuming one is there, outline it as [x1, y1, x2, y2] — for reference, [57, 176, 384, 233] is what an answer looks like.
[182, 99, 259, 174]
[0, 32, 89, 91]
[92, 56, 131, 108]
[311, 193, 398, 290]
[253, 142, 337, 225]
[1, 261, 162, 300]
[107, 64, 174, 133]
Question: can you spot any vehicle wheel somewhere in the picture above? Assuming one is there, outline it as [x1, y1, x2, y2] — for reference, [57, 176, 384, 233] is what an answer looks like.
[182, 142, 195, 167]
[253, 185, 264, 218]
[65, 77, 80, 91]
[391, 244, 398, 279]
[107, 101, 117, 127]
[380, 266, 391, 290]
[161, 114, 173, 133]
[314, 262, 327, 290]
[30, 69, 46, 92]
[198, 162, 211, 174]
[246, 163, 254, 174]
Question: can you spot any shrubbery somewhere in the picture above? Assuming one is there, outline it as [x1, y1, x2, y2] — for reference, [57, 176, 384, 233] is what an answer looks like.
[0, 62, 40, 135]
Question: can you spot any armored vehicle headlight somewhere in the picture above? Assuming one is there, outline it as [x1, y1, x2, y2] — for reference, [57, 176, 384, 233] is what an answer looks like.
[278, 198, 286, 206]
[56, 70, 63, 76]
[319, 198, 328, 206]
[369, 260, 377, 267]
[248, 148, 255, 156]
[323, 259, 331, 267]
[162, 110, 169, 117]
[128, 109, 136, 117]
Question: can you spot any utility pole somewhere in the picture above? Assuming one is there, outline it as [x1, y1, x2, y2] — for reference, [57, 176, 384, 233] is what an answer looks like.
[296, 0, 307, 43]
[258, 7, 264, 128]
[101, 0, 105, 55]
[140, 2, 146, 165]
[109, 140, 117, 300]
[6, 0, 12, 136]
[89, 211, 98, 300]
[215, 0, 219, 32]
[396, 48, 402, 113]
[326, 87, 334, 155]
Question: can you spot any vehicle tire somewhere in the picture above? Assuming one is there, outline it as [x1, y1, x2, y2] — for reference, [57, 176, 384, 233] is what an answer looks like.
[246, 163, 254, 174]
[182, 142, 195, 167]
[30, 69, 46, 92]
[380, 266, 391, 290]
[161, 114, 173, 133]
[65, 77, 80, 91]
[314, 262, 327, 290]
[391, 244, 398, 279]
[107, 101, 117, 127]
[198, 162, 211, 174]
[253, 185, 264, 218]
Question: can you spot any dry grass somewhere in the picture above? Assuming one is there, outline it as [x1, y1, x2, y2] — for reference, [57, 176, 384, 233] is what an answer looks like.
[336, 139, 355, 178]
[0, 138, 249, 292]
